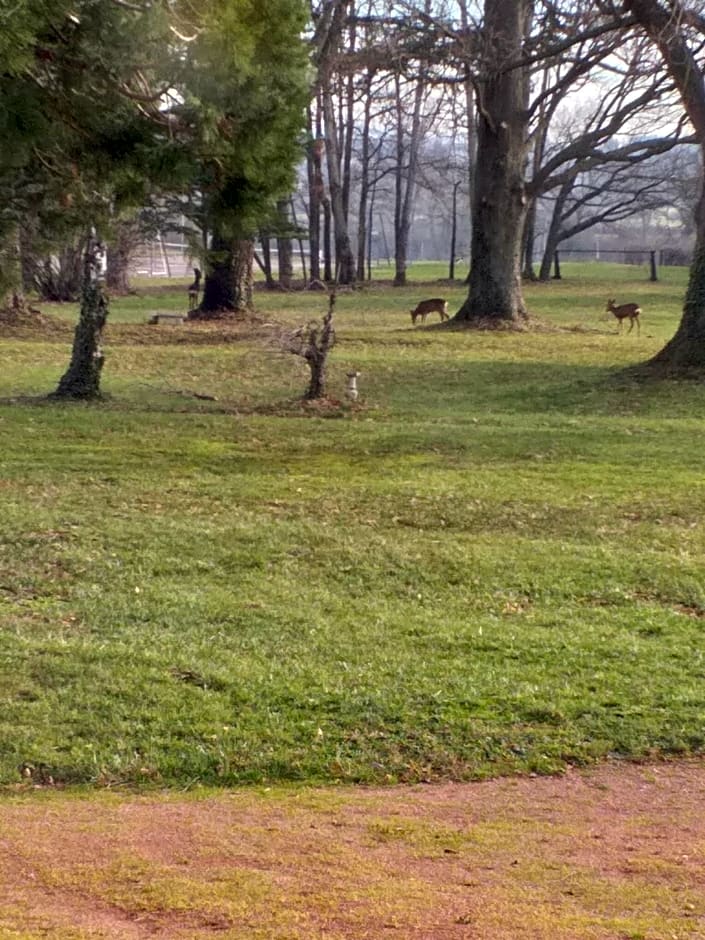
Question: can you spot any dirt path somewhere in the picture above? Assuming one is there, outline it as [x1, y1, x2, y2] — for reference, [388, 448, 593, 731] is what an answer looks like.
[1, 760, 704, 939]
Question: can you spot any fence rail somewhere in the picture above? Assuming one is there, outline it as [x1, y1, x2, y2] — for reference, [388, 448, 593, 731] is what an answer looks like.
[552, 248, 659, 281]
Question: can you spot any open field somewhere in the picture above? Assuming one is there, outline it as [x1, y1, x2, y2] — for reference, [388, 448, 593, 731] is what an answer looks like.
[1, 262, 704, 789]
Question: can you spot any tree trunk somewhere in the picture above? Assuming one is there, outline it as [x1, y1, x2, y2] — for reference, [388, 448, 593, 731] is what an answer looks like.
[453, 0, 532, 326]
[341, 12, 355, 225]
[307, 105, 324, 284]
[366, 182, 377, 281]
[199, 233, 236, 313]
[193, 234, 253, 319]
[51, 239, 108, 400]
[323, 196, 333, 282]
[19, 220, 37, 294]
[449, 181, 461, 280]
[232, 238, 254, 311]
[647, 234, 705, 372]
[538, 178, 571, 280]
[276, 199, 294, 289]
[522, 198, 538, 281]
[290, 198, 308, 284]
[105, 246, 130, 294]
[393, 71, 426, 287]
[260, 234, 276, 288]
[356, 69, 374, 282]
[304, 299, 335, 400]
[320, 70, 356, 285]
[459, 3, 478, 225]
[625, 0, 705, 373]
[105, 220, 135, 294]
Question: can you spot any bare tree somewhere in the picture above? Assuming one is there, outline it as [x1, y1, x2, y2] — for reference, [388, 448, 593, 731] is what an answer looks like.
[282, 293, 337, 399]
[392, 69, 427, 284]
[538, 156, 682, 279]
[312, 0, 357, 284]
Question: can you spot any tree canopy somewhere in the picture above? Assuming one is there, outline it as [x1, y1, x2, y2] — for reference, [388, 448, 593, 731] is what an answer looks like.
[0, 0, 310, 308]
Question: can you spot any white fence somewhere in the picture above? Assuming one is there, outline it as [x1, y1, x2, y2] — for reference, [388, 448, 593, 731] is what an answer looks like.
[131, 238, 194, 278]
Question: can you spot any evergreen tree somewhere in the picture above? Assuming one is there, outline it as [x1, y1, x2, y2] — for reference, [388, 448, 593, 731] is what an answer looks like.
[175, 0, 310, 317]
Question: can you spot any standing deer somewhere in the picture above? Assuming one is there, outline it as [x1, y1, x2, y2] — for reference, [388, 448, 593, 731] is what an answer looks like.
[410, 298, 449, 325]
[606, 298, 641, 334]
[187, 268, 202, 310]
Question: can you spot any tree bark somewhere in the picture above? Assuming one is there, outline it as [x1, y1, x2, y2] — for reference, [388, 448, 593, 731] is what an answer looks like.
[304, 298, 335, 400]
[538, 178, 572, 281]
[276, 199, 294, 290]
[192, 234, 253, 319]
[356, 69, 374, 282]
[105, 220, 136, 294]
[51, 239, 108, 400]
[393, 71, 426, 287]
[307, 121, 324, 283]
[323, 195, 333, 282]
[522, 197, 538, 281]
[625, 0, 705, 373]
[321, 80, 356, 284]
[453, 0, 533, 326]
[235, 238, 254, 310]
[259, 234, 276, 288]
[315, 0, 356, 287]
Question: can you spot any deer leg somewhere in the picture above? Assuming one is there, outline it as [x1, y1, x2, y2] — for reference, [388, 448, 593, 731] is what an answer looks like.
[628, 317, 634, 333]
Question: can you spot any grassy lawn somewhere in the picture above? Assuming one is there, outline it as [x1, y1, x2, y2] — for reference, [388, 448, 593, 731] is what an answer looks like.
[1, 261, 704, 789]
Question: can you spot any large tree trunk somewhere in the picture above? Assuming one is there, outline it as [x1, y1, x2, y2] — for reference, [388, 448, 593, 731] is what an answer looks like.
[453, 0, 532, 326]
[624, 0, 705, 373]
[192, 235, 253, 319]
[51, 239, 108, 400]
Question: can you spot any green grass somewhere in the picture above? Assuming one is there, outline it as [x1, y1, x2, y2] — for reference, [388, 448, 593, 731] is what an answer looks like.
[1, 262, 704, 788]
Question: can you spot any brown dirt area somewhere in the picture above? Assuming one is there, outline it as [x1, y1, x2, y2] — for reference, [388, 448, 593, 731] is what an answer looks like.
[1, 760, 704, 939]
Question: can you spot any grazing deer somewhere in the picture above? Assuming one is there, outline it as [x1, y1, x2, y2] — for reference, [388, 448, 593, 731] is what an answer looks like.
[187, 268, 202, 310]
[410, 298, 449, 325]
[606, 298, 641, 334]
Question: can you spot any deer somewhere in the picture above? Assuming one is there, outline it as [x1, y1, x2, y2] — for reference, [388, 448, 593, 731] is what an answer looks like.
[410, 298, 449, 325]
[606, 298, 641, 334]
[187, 268, 202, 310]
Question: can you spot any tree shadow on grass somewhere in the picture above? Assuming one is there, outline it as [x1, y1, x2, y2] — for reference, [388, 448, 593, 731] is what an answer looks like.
[384, 357, 701, 421]
[1, 356, 702, 424]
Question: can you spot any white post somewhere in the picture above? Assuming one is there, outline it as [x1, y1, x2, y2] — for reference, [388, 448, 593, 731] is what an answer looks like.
[345, 371, 360, 401]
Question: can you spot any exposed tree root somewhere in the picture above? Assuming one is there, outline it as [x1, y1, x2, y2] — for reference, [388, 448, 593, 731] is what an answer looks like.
[187, 306, 250, 321]
[428, 313, 556, 333]
[620, 359, 705, 383]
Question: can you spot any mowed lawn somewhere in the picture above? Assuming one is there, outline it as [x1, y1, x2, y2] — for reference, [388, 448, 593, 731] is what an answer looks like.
[1, 262, 704, 788]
